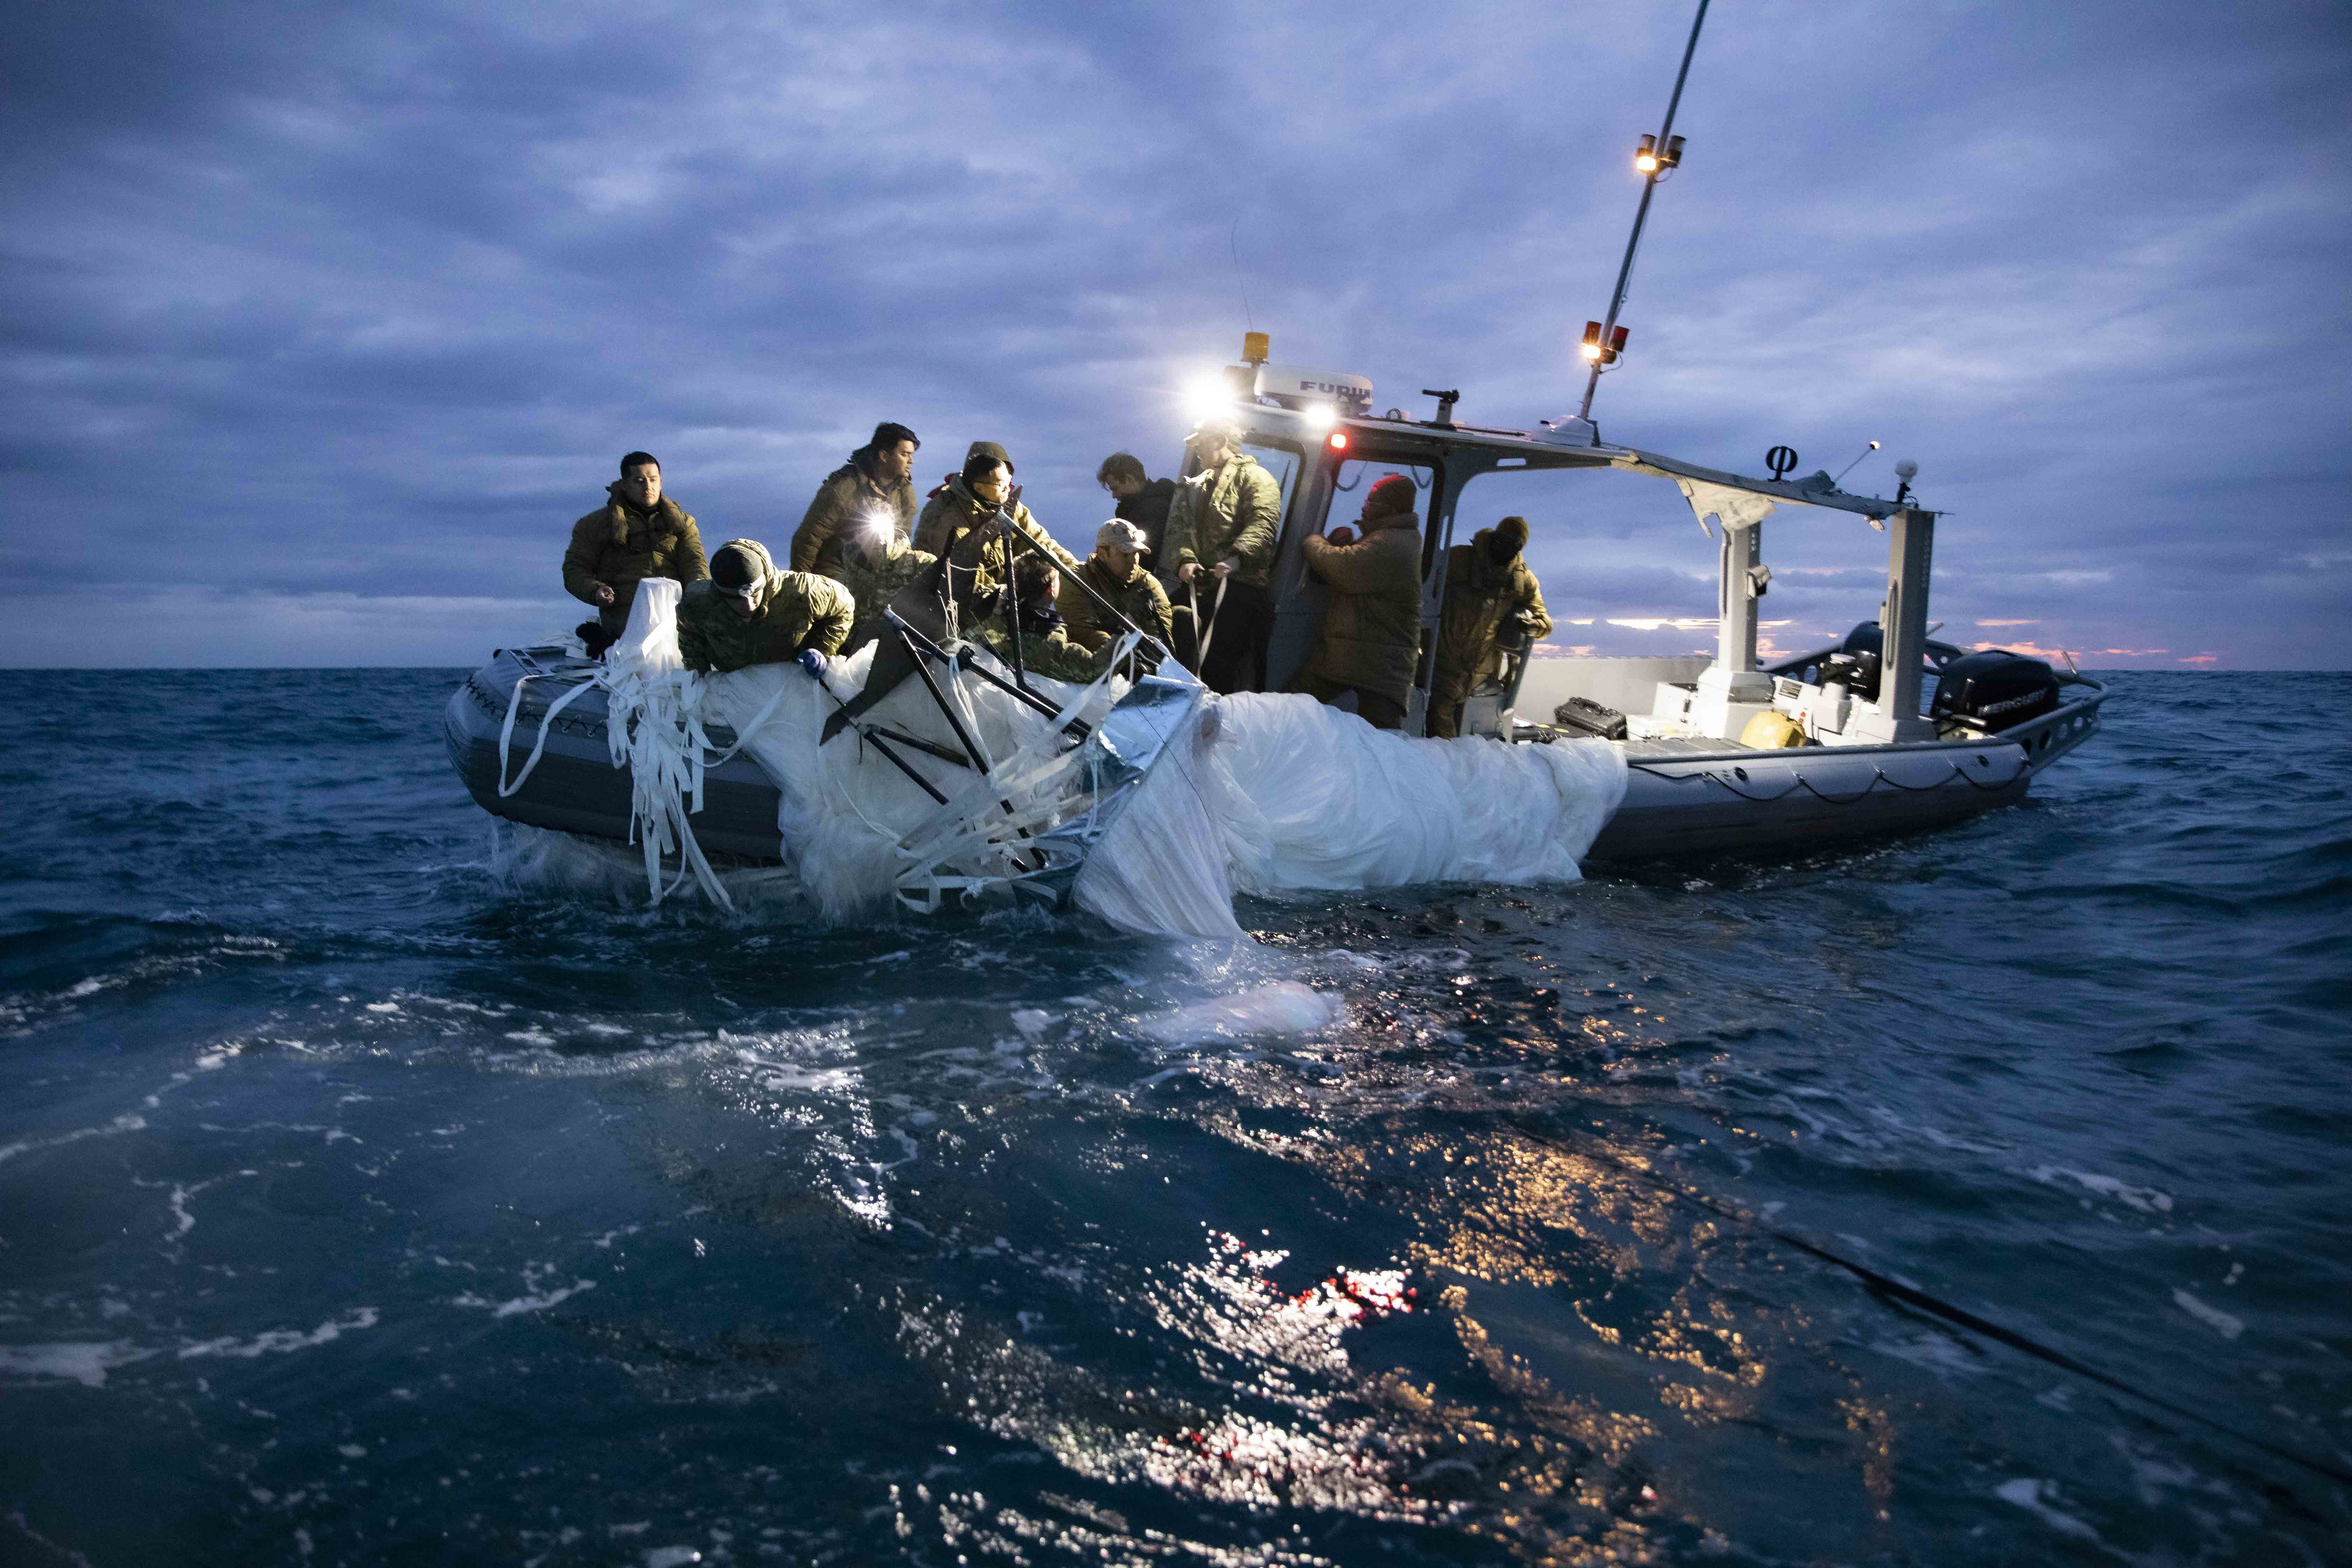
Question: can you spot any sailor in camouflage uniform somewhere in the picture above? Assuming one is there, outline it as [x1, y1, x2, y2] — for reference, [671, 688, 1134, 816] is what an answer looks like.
[913, 442, 1079, 616]
[976, 554, 1111, 686]
[1061, 519, 1173, 672]
[677, 539, 854, 677]
[835, 516, 939, 656]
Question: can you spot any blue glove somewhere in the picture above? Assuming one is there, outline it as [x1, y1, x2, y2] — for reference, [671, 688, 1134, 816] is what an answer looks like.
[797, 648, 828, 679]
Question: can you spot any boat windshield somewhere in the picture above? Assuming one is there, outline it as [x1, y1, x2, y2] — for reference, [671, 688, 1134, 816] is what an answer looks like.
[1240, 439, 1302, 530]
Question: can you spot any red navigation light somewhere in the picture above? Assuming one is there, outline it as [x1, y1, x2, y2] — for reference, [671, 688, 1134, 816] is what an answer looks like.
[1327, 431, 1349, 451]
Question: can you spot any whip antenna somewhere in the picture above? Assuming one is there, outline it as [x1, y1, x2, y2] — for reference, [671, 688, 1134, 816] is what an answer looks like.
[1230, 216, 1254, 332]
[1577, 0, 1712, 421]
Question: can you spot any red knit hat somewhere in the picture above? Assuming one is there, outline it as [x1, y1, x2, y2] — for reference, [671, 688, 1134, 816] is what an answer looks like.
[1367, 475, 1417, 517]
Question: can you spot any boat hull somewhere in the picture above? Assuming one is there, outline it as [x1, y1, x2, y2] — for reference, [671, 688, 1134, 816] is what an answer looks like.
[1583, 687, 2103, 862]
[445, 651, 2104, 873]
[442, 648, 786, 862]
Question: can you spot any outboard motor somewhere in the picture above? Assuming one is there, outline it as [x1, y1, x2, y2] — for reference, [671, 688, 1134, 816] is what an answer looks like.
[1817, 648, 1882, 703]
[1808, 621, 1966, 705]
[1930, 649, 2060, 734]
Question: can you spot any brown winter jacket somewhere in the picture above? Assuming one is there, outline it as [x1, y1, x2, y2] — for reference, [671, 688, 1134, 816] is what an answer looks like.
[1299, 510, 1424, 707]
[1165, 455, 1282, 589]
[1061, 554, 1174, 654]
[911, 477, 1079, 609]
[1433, 530, 1553, 702]
[564, 489, 708, 616]
[790, 459, 919, 578]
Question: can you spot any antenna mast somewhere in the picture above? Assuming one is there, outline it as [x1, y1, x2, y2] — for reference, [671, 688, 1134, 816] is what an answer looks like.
[1577, 0, 1712, 421]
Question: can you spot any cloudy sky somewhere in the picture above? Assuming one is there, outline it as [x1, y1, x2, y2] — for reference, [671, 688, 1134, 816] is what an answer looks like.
[3, 0, 2345, 668]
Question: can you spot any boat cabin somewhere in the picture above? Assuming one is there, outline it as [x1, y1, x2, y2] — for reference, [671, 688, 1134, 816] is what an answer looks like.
[1185, 341, 1953, 749]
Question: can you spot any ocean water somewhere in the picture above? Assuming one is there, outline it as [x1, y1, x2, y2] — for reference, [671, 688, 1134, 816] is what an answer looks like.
[1, 667, 2346, 1566]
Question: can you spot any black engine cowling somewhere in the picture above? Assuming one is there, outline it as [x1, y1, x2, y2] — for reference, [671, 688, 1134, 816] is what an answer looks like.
[1930, 649, 2060, 733]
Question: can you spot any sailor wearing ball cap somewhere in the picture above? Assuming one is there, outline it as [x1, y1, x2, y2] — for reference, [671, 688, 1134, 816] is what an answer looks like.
[1062, 518, 1174, 670]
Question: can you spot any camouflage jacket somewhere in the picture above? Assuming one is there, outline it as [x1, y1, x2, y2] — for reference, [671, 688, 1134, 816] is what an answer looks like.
[564, 489, 708, 607]
[1061, 554, 1173, 655]
[676, 566, 854, 675]
[912, 478, 1079, 610]
[975, 619, 1110, 686]
[1434, 531, 1552, 701]
[1164, 454, 1281, 588]
[836, 544, 939, 654]
[789, 460, 917, 578]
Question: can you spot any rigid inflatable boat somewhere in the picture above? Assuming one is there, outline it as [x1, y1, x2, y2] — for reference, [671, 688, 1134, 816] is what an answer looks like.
[446, 382, 2105, 912]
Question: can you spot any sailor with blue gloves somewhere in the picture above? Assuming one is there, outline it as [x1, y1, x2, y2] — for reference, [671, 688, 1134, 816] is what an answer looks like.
[677, 538, 855, 676]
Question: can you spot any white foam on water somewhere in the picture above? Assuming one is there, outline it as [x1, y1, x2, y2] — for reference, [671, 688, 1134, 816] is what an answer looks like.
[454, 1280, 596, 1318]
[0, 1113, 146, 1166]
[1993, 1478, 2107, 1544]
[2171, 1288, 2245, 1340]
[1142, 982, 1345, 1044]
[0, 1341, 143, 1388]
[176, 1307, 379, 1361]
[2028, 1165, 2174, 1214]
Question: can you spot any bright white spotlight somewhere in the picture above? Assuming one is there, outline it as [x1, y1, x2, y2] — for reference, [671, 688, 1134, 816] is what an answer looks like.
[1300, 401, 1338, 431]
[1182, 376, 1233, 427]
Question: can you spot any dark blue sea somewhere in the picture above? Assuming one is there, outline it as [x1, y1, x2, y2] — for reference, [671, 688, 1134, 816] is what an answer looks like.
[2, 669, 2347, 1566]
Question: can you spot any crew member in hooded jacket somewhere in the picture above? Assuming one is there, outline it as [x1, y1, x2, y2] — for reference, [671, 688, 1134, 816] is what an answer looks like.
[564, 451, 709, 655]
[912, 441, 1079, 615]
[1294, 474, 1424, 730]
[790, 421, 921, 578]
[1429, 515, 1553, 739]
[677, 539, 854, 676]
[1163, 419, 1282, 693]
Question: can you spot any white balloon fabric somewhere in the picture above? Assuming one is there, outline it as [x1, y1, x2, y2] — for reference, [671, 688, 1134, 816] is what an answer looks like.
[600, 586, 1628, 936]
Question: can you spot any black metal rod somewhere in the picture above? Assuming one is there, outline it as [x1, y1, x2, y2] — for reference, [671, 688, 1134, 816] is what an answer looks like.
[895, 623, 998, 781]
[862, 730, 950, 805]
[809, 673, 950, 805]
[871, 725, 972, 769]
[887, 610, 1087, 738]
[1578, 0, 1711, 421]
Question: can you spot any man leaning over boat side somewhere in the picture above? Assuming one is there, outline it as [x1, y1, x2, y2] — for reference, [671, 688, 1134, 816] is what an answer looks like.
[1428, 515, 1552, 741]
[912, 441, 1079, 616]
[1060, 519, 1172, 674]
[790, 421, 921, 579]
[564, 451, 710, 658]
[1292, 474, 1423, 731]
[1163, 418, 1280, 694]
[677, 539, 854, 677]
[836, 519, 938, 657]
[976, 553, 1113, 686]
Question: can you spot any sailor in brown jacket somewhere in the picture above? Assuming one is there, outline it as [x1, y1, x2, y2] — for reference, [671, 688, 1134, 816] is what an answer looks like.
[1429, 515, 1552, 739]
[563, 451, 709, 656]
[1294, 475, 1425, 730]
[789, 422, 920, 579]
